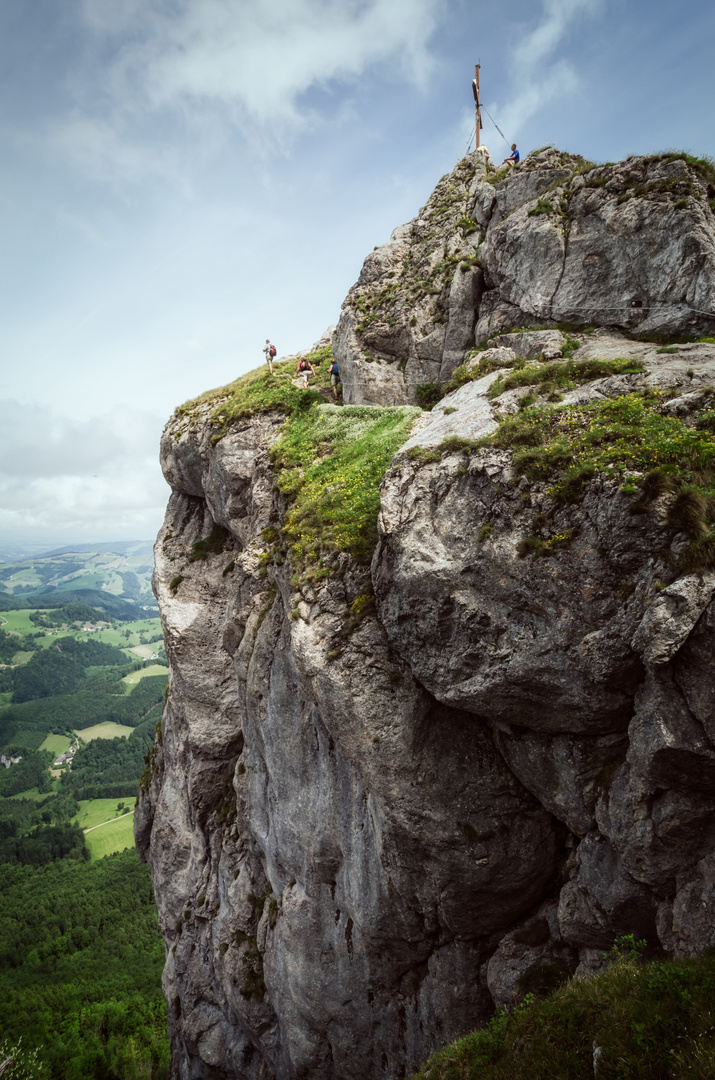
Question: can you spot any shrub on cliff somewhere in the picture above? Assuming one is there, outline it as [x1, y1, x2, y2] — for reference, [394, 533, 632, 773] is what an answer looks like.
[411, 948, 715, 1080]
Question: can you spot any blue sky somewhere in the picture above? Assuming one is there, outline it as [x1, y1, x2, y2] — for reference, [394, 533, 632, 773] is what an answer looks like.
[1, 0, 713, 555]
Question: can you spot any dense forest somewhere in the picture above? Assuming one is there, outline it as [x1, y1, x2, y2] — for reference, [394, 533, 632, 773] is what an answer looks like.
[0, 673, 167, 751]
[0, 575, 170, 1079]
[11, 638, 130, 704]
[0, 850, 169, 1079]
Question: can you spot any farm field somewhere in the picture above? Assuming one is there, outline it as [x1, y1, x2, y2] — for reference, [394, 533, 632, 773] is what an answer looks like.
[39, 733, 73, 755]
[130, 643, 161, 659]
[122, 663, 169, 689]
[92, 618, 163, 646]
[9, 780, 61, 800]
[84, 811, 135, 859]
[75, 721, 135, 742]
[74, 797, 136, 831]
[0, 610, 39, 635]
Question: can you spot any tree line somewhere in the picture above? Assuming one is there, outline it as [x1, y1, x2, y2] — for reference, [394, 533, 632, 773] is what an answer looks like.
[0, 849, 169, 1078]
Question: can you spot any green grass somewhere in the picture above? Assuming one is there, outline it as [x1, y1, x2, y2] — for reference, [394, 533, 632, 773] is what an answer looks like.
[74, 721, 135, 742]
[268, 403, 420, 572]
[8, 780, 61, 801]
[410, 951, 715, 1080]
[83, 811, 136, 859]
[121, 664, 170, 691]
[8, 649, 33, 665]
[488, 357, 645, 400]
[91, 619, 163, 649]
[0, 610, 40, 635]
[479, 391, 715, 570]
[410, 389, 715, 573]
[39, 733, 72, 755]
[74, 797, 137, 831]
[173, 345, 338, 443]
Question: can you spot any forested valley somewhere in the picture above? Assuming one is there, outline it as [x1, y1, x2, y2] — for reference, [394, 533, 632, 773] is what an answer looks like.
[0, 577, 170, 1080]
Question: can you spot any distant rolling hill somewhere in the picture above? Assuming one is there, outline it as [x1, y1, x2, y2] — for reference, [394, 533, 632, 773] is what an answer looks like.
[0, 542, 157, 617]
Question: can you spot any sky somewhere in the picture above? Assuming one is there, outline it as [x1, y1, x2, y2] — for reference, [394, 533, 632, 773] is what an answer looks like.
[1, 0, 713, 558]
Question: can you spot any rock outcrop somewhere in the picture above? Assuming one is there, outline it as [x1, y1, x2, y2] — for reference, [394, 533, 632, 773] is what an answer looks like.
[138, 148, 715, 1080]
[335, 148, 715, 406]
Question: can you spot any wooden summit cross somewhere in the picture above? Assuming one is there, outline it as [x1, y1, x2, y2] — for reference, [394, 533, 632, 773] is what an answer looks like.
[472, 64, 483, 150]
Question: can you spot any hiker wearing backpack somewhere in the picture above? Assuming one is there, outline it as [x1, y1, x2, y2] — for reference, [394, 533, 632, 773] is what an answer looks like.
[296, 356, 315, 388]
[263, 339, 277, 375]
[329, 357, 340, 400]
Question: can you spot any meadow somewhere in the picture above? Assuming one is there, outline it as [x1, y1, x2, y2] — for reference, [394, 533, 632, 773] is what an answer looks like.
[39, 733, 72, 755]
[83, 811, 136, 860]
[74, 721, 135, 742]
[74, 797, 136, 830]
[122, 663, 169, 689]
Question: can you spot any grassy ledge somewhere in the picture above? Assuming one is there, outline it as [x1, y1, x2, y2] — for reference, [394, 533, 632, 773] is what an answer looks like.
[172, 345, 335, 439]
[268, 403, 420, 576]
[412, 389, 715, 573]
[486, 357, 645, 401]
[411, 947, 715, 1080]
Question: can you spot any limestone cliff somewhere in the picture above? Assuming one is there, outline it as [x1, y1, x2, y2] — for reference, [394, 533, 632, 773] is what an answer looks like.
[137, 149, 715, 1080]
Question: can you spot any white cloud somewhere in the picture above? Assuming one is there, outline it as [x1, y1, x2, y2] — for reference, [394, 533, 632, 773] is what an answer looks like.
[59, 0, 445, 183]
[0, 401, 167, 539]
[489, 0, 601, 143]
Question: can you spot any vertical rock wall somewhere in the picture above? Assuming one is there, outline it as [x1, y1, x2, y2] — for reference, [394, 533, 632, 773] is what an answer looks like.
[138, 148, 715, 1080]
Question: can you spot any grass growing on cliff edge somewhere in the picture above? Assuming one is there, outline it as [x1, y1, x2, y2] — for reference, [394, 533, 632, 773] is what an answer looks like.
[410, 951, 715, 1080]
[172, 346, 335, 439]
[479, 391, 715, 570]
[269, 403, 420, 566]
[487, 356, 645, 400]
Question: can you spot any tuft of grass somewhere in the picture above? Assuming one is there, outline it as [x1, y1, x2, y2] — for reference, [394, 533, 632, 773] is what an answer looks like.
[488, 357, 644, 400]
[410, 950, 715, 1080]
[527, 198, 555, 217]
[518, 528, 578, 558]
[174, 346, 337, 442]
[478, 392, 715, 570]
[189, 525, 231, 562]
[270, 403, 420, 569]
[415, 382, 445, 409]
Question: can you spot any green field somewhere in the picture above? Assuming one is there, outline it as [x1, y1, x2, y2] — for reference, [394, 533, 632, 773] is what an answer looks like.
[8, 780, 61, 800]
[0, 610, 42, 634]
[90, 619, 163, 649]
[84, 811, 136, 859]
[122, 663, 169, 689]
[9, 649, 33, 665]
[75, 721, 134, 742]
[74, 797, 136, 831]
[130, 643, 161, 659]
[39, 733, 73, 755]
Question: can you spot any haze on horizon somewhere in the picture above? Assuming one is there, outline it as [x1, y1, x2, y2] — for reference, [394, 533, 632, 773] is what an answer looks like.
[1, 0, 713, 557]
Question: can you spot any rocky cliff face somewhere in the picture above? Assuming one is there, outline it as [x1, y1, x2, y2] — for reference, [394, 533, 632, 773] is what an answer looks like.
[137, 149, 715, 1080]
[335, 148, 715, 405]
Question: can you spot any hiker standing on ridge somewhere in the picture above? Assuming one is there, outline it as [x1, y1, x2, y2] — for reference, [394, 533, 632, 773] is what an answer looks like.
[502, 143, 519, 167]
[263, 338, 277, 375]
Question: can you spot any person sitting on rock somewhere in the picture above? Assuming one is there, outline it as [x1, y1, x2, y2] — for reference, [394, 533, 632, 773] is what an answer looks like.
[296, 357, 315, 387]
[477, 145, 492, 169]
[502, 143, 520, 167]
